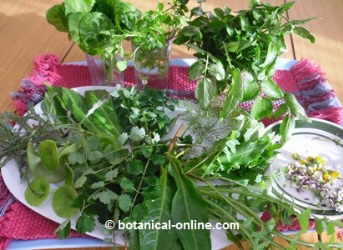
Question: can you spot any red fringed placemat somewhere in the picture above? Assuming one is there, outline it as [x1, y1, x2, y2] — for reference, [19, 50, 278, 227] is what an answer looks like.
[1, 54, 343, 249]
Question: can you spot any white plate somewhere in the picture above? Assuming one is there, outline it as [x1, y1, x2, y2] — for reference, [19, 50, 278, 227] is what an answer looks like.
[266, 118, 343, 220]
[2, 58, 297, 249]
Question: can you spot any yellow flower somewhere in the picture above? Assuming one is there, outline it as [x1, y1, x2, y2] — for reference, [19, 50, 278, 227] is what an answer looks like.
[323, 173, 331, 182]
[329, 171, 340, 180]
[315, 156, 326, 165]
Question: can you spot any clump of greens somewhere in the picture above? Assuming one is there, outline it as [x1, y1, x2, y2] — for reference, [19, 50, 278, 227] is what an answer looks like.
[175, 0, 312, 124]
[47, 0, 189, 78]
[47, 0, 141, 74]
[2, 86, 343, 250]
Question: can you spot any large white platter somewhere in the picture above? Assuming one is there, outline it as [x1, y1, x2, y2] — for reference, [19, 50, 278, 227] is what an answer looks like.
[2, 58, 297, 249]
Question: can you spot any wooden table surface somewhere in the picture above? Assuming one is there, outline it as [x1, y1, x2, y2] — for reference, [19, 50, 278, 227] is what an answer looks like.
[1, 0, 343, 249]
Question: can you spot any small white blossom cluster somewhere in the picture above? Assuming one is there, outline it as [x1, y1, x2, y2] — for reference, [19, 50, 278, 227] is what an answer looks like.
[286, 154, 343, 212]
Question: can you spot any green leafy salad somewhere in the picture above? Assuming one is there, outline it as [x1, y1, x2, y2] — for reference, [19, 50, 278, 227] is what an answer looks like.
[1, 85, 342, 249]
[0, 0, 342, 249]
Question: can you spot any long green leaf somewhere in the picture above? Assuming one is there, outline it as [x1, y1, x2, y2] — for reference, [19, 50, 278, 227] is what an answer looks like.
[220, 69, 243, 118]
[139, 167, 180, 250]
[170, 159, 211, 250]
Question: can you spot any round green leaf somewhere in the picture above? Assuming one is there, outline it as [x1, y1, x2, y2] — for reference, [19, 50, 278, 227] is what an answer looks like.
[39, 140, 60, 171]
[52, 185, 79, 218]
[25, 177, 50, 206]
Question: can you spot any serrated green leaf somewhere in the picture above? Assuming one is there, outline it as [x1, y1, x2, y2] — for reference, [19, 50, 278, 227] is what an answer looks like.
[241, 72, 259, 101]
[105, 169, 118, 181]
[76, 214, 96, 233]
[120, 177, 135, 192]
[68, 151, 85, 165]
[271, 103, 288, 119]
[94, 190, 117, 204]
[118, 194, 132, 212]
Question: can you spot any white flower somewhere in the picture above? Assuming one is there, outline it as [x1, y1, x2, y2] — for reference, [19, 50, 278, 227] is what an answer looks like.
[129, 127, 146, 142]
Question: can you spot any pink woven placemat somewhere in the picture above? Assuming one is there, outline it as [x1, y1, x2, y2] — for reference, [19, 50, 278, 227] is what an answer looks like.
[1, 54, 343, 249]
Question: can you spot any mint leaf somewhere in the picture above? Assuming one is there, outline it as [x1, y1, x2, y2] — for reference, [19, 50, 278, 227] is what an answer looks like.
[105, 169, 118, 181]
[120, 177, 135, 192]
[95, 190, 117, 205]
[118, 194, 132, 212]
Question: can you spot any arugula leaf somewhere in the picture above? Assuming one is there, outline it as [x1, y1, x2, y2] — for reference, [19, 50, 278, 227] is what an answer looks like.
[170, 159, 211, 250]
